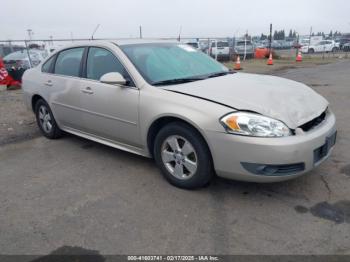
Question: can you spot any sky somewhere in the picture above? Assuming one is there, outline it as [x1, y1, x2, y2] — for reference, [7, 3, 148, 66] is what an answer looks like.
[2, 0, 350, 40]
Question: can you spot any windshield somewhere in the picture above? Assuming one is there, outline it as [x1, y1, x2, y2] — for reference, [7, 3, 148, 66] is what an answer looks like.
[4, 51, 28, 60]
[4, 50, 43, 60]
[236, 41, 252, 46]
[121, 43, 229, 85]
[211, 41, 229, 48]
[186, 42, 199, 48]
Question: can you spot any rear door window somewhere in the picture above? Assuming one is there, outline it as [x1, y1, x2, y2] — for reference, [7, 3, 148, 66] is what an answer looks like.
[54, 48, 84, 77]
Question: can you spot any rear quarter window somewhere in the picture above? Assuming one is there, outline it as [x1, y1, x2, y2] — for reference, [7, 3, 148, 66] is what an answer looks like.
[42, 55, 56, 73]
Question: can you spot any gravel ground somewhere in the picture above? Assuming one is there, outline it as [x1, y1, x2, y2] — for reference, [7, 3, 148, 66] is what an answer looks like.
[0, 90, 38, 145]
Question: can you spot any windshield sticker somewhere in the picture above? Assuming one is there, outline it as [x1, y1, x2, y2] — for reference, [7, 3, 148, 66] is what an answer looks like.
[178, 44, 196, 52]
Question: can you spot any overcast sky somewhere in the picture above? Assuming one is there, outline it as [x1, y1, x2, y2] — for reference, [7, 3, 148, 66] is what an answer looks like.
[2, 0, 350, 40]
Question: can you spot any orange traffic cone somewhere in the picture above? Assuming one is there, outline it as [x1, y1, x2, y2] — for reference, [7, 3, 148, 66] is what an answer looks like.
[296, 50, 303, 62]
[234, 55, 242, 70]
[267, 53, 273, 65]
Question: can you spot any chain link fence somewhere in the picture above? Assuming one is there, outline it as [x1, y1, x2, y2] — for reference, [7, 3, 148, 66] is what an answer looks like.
[1, 36, 349, 85]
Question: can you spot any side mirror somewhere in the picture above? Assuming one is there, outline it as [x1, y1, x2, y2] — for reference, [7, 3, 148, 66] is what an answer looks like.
[100, 72, 126, 85]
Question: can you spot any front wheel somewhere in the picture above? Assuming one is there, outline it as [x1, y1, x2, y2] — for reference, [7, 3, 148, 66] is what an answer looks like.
[154, 122, 213, 189]
[35, 99, 63, 139]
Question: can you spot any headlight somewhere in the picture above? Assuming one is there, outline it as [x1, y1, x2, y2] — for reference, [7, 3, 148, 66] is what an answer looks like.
[220, 112, 292, 137]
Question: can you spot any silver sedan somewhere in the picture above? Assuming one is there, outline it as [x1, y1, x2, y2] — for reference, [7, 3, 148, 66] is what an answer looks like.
[22, 40, 336, 189]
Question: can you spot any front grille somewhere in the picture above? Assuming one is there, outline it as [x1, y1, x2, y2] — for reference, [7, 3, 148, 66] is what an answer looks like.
[299, 111, 326, 132]
[241, 162, 305, 176]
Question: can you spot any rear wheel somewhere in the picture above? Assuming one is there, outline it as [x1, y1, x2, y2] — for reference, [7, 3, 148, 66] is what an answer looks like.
[308, 48, 315, 54]
[35, 99, 62, 139]
[154, 122, 213, 189]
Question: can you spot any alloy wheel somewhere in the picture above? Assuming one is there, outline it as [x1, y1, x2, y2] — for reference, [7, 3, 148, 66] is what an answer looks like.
[161, 135, 198, 180]
[38, 105, 53, 133]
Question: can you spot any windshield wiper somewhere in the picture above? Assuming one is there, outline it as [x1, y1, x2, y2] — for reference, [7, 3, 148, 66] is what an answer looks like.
[206, 71, 234, 79]
[152, 77, 204, 86]
[152, 71, 234, 86]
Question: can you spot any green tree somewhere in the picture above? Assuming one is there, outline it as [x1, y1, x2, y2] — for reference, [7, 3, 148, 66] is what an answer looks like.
[260, 33, 267, 40]
[288, 29, 293, 38]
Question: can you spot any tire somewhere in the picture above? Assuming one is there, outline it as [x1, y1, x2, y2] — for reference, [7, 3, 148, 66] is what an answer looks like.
[154, 122, 213, 189]
[35, 99, 63, 139]
[308, 48, 315, 54]
[332, 47, 338, 52]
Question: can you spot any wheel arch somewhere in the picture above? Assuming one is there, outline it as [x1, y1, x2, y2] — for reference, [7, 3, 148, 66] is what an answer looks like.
[146, 115, 213, 163]
[31, 94, 45, 112]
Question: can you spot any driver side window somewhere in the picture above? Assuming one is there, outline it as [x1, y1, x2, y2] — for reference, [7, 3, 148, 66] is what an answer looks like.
[86, 47, 133, 86]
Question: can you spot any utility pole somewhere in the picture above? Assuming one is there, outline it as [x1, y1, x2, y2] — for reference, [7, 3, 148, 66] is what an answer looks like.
[27, 29, 33, 42]
[308, 26, 313, 53]
[177, 26, 182, 42]
[296, 33, 300, 57]
[269, 23, 272, 55]
[139, 26, 142, 39]
[24, 40, 33, 68]
[244, 30, 247, 61]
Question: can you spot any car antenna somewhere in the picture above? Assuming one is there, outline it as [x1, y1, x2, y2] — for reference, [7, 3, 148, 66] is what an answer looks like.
[90, 24, 100, 40]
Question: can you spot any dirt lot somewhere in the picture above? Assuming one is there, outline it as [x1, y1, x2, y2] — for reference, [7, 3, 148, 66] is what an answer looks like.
[224, 55, 349, 75]
[0, 90, 37, 146]
[1, 60, 350, 256]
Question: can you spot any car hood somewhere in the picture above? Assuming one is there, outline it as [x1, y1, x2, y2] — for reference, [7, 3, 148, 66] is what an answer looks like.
[164, 73, 328, 129]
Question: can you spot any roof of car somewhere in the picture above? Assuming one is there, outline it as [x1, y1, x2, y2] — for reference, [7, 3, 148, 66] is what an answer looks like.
[112, 39, 178, 45]
[47, 39, 181, 54]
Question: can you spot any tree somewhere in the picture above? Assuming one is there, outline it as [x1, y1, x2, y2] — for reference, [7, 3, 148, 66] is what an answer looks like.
[273, 30, 278, 40]
[288, 29, 293, 38]
[260, 33, 268, 40]
[273, 30, 286, 40]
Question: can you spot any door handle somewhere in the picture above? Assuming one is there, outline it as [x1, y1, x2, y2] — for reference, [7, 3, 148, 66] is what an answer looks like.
[44, 80, 53, 87]
[81, 87, 94, 94]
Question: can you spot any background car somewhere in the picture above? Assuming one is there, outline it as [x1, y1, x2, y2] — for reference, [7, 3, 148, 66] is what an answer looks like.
[3, 49, 48, 69]
[300, 40, 338, 54]
[184, 40, 200, 50]
[343, 42, 350, 52]
[338, 38, 350, 49]
[3, 49, 48, 81]
[233, 40, 254, 58]
[0, 44, 25, 58]
[293, 38, 310, 49]
[198, 40, 209, 53]
[210, 40, 230, 60]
